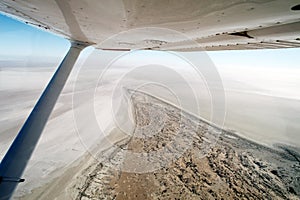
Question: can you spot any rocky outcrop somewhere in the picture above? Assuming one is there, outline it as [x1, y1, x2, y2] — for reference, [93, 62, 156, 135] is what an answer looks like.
[73, 91, 300, 200]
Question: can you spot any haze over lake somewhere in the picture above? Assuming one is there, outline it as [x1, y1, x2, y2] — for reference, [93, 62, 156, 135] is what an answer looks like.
[0, 49, 300, 197]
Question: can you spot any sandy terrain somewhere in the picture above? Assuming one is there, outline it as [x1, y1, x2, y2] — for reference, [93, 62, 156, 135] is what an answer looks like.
[0, 66, 116, 198]
[22, 90, 300, 199]
[1, 54, 300, 199]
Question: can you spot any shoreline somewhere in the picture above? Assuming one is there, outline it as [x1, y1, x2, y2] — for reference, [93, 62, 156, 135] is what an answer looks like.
[21, 90, 300, 199]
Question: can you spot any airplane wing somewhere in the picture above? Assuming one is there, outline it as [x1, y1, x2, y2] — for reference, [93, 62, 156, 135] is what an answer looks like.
[1, 0, 300, 51]
[1, 1, 300, 199]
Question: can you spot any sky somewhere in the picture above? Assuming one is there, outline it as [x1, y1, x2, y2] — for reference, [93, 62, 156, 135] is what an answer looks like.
[0, 12, 300, 147]
[0, 13, 70, 60]
[0, 12, 300, 70]
[0, 12, 300, 68]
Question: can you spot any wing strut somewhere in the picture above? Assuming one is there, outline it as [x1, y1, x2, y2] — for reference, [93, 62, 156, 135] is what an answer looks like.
[0, 41, 89, 200]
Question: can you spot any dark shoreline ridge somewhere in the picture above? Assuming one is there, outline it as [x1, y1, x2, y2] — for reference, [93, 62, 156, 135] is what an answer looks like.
[74, 90, 300, 200]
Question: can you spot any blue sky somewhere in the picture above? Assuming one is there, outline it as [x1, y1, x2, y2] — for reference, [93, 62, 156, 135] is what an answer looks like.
[0, 12, 300, 70]
[0, 13, 69, 60]
[208, 48, 300, 69]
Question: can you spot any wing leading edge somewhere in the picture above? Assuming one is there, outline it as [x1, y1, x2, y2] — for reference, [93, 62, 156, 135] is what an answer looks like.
[0, 0, 300, 50]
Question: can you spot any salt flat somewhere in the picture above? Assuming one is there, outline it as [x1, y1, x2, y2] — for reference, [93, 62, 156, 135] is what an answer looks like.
[21, 90, 300, 199]
[0, 54, 299, 198]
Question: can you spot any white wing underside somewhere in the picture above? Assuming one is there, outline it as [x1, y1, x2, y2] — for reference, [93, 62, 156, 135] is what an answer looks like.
[1, 0, 300, 51]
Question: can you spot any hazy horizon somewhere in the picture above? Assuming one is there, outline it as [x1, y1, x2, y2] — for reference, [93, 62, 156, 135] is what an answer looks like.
[1, 11, 300, 198]
[1, 48, 300, 148]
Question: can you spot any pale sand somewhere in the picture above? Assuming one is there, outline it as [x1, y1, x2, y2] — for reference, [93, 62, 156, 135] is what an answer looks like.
[0, 67, 118, 198]
[20, 90, 300, 199]
[0, 66, 299, 198]
[19, 128, 128, 200]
